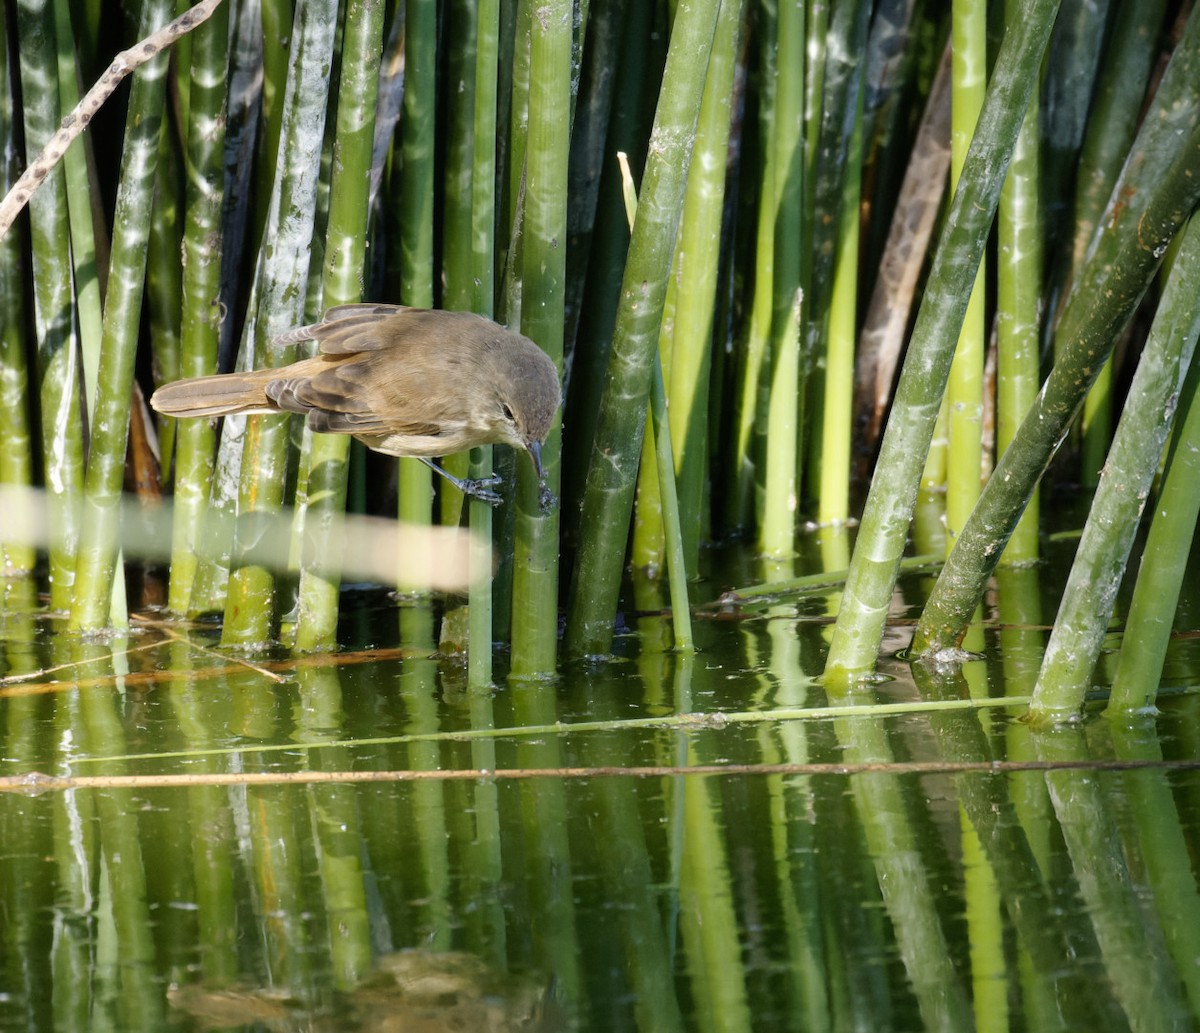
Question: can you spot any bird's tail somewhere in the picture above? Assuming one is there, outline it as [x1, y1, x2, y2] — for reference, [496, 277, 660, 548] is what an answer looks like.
[150, 370, 277, 418]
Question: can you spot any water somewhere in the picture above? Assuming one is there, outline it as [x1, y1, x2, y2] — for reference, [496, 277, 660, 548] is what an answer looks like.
[1, 542, 1199, 1032]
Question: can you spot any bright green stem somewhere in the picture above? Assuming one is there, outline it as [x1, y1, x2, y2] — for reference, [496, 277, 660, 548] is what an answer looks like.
[0, 10, 34, 575]
[395, 0, 437, 569]
[666, 0, 742, 574]
[293, 0, 384, 652]
[15, 0, 84, 609]
[255, 0, 290, 245]
[222, 0, 338, 646]
[436, 0, 479, 532]
[146, 123, 183, 458]
[1028, 216, 1200, 723]
[468, 0, 499, 688]
[69, 0, 174, 631]
[185, 0, 291, 618]
[823, 0, 1062, 684]
[564, 0, 720, 657]
[995, 20, 1041, 566]
[53, 0, 103, 424]
[649, 355, 693, 652]
[167, 0, 229, 612]
[945, 0, 987, 546]
[912, 6, 1200, 658]
[510, 0, 570, 676]
[398, 0, 435, 308]
[441, 0, 478, 316]
[759, 0, 806, 558]
[817, 80, 863, 525]
[1107, 356, 1200, 715]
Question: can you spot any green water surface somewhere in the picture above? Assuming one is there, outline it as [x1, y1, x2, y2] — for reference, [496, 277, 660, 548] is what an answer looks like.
[1, 535, 1199, 1033]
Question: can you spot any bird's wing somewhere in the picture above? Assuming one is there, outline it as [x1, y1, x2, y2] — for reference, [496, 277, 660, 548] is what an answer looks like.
[273, 304, 468, 356]
[271, 304, 404, 351]
[265, 355, 457, 439]
[304, 409, 442, 437]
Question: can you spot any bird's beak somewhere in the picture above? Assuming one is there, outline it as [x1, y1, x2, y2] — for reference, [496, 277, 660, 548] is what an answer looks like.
[526, 440, 546, 481]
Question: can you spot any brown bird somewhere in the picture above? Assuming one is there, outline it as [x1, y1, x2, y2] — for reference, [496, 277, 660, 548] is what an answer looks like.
[150, 304, 561, 507]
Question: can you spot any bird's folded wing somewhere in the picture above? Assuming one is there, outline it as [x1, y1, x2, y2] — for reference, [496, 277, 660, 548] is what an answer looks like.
[272, 304, 410, 353]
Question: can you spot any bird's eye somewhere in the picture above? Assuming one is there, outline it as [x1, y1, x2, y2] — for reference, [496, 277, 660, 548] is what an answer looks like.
[501, 402, 516, 423]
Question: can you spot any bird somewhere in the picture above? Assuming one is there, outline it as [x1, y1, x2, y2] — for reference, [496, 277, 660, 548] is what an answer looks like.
[150, 304, 561, 508]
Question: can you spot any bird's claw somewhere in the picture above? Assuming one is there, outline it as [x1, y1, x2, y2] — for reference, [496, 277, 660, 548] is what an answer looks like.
[461, 475, 504, 506]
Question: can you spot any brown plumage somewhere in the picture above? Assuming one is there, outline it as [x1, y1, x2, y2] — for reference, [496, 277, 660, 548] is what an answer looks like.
[150, 304, 561, 506]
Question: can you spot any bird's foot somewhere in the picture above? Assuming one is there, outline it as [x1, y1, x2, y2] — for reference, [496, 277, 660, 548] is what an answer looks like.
[420, 458, 504, 504]
[459, 475, 505, 506]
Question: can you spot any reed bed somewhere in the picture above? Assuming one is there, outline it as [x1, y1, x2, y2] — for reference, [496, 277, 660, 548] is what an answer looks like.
[1, 0, 1198, 718]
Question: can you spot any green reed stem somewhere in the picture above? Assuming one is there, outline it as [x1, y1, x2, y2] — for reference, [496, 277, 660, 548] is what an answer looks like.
[1107, 357, 1200, 715]
[649, 356, 692, 652]
[562, 0, 627, 355]
[69, 0, 174, 632]
[0, 10, 34, 575]
[52, 0, 103, 419]
[817, 79, 863, 525]
[434, 0, 479, 531]
[824, 0, 1061, 683]
[293, 0, 384, 652]
[395, 0, 437, 572]
[759, 0, 805, 558]
[172, 1, 262, 617]
[466, 0, 500, 688]
[666, 0, 742, 574]
[564, 0, 720, 658]
[442, 0, 478, 320]
[146, 125, 183, 463]
[944, 0, 986, 547]
[255, 0, 290, 245]
[15, 0, 84, 609]
[222, 0, 337, 647]
[560, 12, 657, 551]
[166, 0, 228, 611]
[501, 0, 531, 263]
[58, 0, 119, 619]
[995, 15, 1040, 566]
[510, 0, 570, 676]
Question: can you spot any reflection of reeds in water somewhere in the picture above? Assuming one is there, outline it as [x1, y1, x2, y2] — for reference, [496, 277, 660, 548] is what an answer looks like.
[3, 627, 1198, 1030]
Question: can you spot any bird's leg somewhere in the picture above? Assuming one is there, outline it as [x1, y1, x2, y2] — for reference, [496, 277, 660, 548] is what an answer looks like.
[420, 457, 504, 505]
